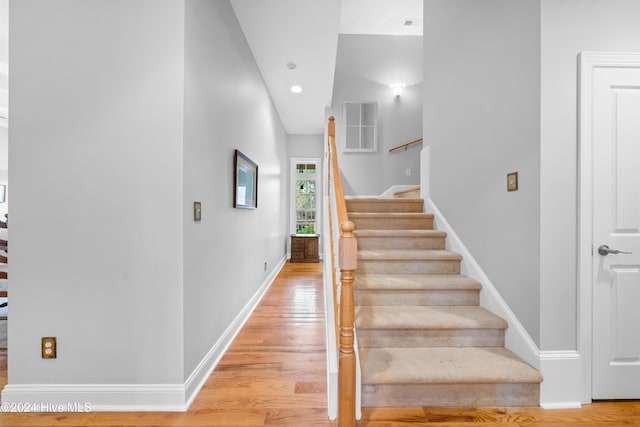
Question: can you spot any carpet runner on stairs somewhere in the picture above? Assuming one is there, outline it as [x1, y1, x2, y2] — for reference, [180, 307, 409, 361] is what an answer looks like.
[346, 197, 543, 407]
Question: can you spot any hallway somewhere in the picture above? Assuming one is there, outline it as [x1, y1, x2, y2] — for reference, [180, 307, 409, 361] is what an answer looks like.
[0, 261, 638, 425]
[0, 262, 332, 426]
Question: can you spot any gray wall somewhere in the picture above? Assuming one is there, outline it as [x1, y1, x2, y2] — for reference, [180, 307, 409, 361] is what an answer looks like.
[329, 35, 422, 196]
[0, 126, 7, 219]
[539, 0, 640, 350]
[9, 0, 289, 388]
[10, 0, 186, 384]
[424, 0, 541, 344]
[288, 134, 324, 159]
[182, 0, 288, 377]
[424, 0, 640, 351]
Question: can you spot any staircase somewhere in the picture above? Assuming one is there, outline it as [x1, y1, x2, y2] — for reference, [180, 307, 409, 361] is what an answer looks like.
[346, 197, 542, 407]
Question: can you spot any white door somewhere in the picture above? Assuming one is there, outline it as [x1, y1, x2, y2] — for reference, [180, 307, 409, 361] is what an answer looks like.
[290, 158, 321, 235]
[591, 58, 640, 399]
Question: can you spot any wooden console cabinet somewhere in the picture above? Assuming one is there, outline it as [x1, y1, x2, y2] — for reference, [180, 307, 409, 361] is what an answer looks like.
[290, 234, 319, 263]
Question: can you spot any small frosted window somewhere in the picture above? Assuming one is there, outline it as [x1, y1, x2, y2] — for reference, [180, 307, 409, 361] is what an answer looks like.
[344, 102, 377, 152]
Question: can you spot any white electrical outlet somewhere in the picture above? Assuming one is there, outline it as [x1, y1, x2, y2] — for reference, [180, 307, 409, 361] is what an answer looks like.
[406, 168, 411, 176]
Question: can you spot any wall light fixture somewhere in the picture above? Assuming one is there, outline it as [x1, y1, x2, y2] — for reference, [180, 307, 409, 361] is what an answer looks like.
[392, 83, 405, 98]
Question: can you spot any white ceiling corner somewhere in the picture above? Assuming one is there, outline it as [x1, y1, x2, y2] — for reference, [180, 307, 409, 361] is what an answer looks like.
[0, 1, 424, 134]
[231, 0, 422, 135]
[339, 0, 423, 36]
[230, 0, 341, 134]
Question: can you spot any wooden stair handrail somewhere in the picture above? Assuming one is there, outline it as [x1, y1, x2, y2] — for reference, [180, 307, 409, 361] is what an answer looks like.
[327, 146, 339, 348]
[389, 137, 423, 153]
[326, 116, 357, 427]
[327, 117, 340, 347]
[393, 185, 421, 197]
[328, 117, 348, 226]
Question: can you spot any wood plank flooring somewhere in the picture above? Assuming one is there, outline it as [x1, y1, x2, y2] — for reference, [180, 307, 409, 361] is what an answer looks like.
[0, 261, 638, 426]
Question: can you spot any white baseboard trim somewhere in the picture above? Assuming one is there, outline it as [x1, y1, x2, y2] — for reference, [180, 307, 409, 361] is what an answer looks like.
[183, 254, 287, 409]
[1, 255, 288, 412]
[424, 198, 541, 369]
[541, 402, 583, 410]
[1, 384, 186, 412]
[539, 351, 584, 409]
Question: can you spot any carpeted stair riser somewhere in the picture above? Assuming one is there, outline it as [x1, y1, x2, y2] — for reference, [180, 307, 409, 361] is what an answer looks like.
[355, 230, 446, 250]
[362, 383, 540, 407]
[349, 213, 434, 230]
[357, 250, 462, 275]
[346, 198, 424, 213]
[357, 329, 505, 348]
[354, 274, 482, 290]
[354, 273, 481, 306]
[357, 259, 460, 275]
[355, 289, 479, 306]
[355, 305, 507, 348]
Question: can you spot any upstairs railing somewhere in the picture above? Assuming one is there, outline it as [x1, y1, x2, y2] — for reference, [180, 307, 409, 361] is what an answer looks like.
[324, 116, 358, 427]
[389, 137, 423, 152]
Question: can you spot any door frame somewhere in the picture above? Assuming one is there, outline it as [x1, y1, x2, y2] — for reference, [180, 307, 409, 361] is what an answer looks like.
[289, 156, 322, 236]
[578, 51, 640, 403]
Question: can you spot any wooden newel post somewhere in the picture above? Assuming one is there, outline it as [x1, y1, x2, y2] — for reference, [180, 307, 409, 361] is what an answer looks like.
[328, 115, 336, 139]
[338, 220, 357, 427]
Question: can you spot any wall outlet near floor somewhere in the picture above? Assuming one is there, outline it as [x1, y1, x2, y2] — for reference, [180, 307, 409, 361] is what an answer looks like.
[406, 168, 412, 176]
[42, 337, 57, 359]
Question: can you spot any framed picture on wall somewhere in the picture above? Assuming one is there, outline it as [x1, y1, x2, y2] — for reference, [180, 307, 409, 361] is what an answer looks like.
[233, 150, 258, 209]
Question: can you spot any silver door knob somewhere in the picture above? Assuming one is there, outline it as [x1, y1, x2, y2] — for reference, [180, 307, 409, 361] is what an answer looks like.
[598, 244, 632, 256]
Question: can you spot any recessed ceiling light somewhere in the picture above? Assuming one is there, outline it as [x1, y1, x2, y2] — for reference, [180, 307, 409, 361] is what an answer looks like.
[290, 85, 302, 94]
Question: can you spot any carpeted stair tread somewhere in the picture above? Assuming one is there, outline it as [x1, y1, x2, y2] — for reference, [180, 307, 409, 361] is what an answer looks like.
[354, 229, 446, 238]
[355, 229, 447, 250]
[355, 274, 482, 291]
[358, 249, 462, 261]
[355, 306, 507, 330]
[360, 347, 543, 384]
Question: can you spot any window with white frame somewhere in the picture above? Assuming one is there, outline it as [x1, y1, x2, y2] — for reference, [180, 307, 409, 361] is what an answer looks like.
[344, 101, 377, 152]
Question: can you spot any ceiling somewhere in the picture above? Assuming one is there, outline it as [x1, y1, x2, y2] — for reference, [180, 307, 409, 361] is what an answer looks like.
[231, 0, 422, 134]
[0, 0, 422, 133]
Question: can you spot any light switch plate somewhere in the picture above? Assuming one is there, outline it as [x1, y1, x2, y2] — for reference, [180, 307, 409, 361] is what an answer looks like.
[507, 172, 518, 192]
[194, 202, 202, 222]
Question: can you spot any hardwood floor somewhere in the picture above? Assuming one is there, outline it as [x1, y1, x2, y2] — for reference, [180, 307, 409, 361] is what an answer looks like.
[0, 261, 638, 426]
